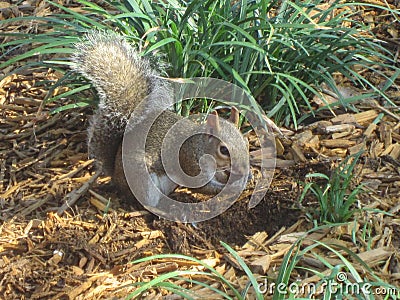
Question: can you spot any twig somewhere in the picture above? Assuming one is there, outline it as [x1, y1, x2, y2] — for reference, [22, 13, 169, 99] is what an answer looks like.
[19, 194, 54, 217]
[57, 169, 102, 215]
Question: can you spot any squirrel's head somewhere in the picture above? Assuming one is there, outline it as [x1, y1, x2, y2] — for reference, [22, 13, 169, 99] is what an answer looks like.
[200, 107, 250, 193]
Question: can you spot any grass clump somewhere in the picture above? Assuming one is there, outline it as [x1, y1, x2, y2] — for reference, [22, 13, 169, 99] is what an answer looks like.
[0, 0, 398, 125]
[272, 228, 399, 300]
[299, 152, 364, 224]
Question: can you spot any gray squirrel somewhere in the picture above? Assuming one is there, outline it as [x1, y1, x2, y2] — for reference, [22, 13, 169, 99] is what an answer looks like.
[71, 31, 250, 206]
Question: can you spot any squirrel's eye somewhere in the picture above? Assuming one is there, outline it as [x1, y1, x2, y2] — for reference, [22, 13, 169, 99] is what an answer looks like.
[219, 145, 229, 157]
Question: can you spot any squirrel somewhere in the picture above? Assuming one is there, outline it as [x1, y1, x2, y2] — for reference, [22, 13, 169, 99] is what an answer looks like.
[71, 31, 250, 207]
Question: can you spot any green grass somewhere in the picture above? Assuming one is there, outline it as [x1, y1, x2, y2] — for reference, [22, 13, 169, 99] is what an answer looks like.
[299, 151, 364, 224]
[274, 231, 399, 300]
[1, 0, 398, 126]
[124, 241, 264, 299]
[123, 227, 399, 299]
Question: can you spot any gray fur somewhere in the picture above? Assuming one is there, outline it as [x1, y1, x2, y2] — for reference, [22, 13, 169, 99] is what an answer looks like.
[72, 31, 171, 175]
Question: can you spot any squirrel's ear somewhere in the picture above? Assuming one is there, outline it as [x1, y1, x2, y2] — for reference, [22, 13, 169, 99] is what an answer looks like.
[206, 111, 220, 136]
[229, 107, 240, 128]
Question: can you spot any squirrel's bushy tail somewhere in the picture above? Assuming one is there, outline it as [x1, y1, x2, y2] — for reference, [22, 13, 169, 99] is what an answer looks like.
[72, 31, 168, 175]
[72, 31, 154, 123]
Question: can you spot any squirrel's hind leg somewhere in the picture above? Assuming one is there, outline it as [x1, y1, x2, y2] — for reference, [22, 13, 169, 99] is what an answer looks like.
[88, 112, 124, 176]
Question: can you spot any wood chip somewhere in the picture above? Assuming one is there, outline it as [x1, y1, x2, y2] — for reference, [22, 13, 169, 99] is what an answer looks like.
[364, 123, 377, 137]
[325, 124, 355, 134]
[331, 113, 357, 125]
[354, 109, 379, 124]
[320, 139, 356, 148]
[249, 255, 271, 275]
[291, 143, 307, 162]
